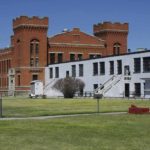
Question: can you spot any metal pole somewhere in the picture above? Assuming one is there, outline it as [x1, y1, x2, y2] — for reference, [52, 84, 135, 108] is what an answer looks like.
[97, 98, 100, 113]
[0, 94, 2, 118]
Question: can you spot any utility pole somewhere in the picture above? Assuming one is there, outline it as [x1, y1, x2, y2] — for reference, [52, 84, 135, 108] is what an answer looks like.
[0, 94, 2, 118]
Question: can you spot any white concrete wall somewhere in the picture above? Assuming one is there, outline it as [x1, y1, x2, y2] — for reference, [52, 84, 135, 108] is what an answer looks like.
[45, 51, 150, 98]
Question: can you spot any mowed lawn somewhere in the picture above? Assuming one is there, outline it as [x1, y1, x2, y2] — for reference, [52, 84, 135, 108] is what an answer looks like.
[0, 98, 150, 150]
[0, 114, 150, 150]
[2, 97, 150, 117]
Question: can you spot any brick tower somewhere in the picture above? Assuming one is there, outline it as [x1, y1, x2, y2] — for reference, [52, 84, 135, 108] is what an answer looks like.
[12, 16, 48, 90]
[93, 22, 129, 56]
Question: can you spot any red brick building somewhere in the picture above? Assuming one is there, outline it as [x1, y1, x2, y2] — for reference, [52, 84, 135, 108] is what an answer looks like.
[0, 16, 128, 95]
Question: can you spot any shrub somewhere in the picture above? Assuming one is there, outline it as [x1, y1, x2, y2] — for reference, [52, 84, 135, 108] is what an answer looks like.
[52, 77, 85, 98]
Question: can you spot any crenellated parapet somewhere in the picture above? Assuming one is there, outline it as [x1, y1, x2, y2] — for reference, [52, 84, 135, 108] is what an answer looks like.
[0, 47, 13, 59]
[93, 21, 128, 34]
[0, 47, 12, 53]
[13, 16, 49, 31]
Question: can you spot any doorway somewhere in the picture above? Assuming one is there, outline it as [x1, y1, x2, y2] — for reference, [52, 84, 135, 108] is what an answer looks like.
[125, 83, 130, 97]
[135, 83, 141, 97]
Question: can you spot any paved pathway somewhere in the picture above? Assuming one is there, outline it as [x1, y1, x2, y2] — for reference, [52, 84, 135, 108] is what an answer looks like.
[0, 112, 127, 121]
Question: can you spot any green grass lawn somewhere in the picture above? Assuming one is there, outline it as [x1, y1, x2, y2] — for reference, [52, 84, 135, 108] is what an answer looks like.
[1, 97, 150, 117]
[0, 98, 150, 150]
[0, 114, 150, 150]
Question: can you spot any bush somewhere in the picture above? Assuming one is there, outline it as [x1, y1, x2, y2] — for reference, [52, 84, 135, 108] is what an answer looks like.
[53, 77, 85, 98]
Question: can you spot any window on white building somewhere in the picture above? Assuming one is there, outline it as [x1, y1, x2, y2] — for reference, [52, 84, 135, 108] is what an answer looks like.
[93, 62, 98, 75]
[110, 61, 114, 75]
[72, 65, 76, 77]
[93, 84, 98, 90]
[79, 64, 83, 77]
[117, 60, 122, 74]
[49, 68, 53, 78]
[135, 83, 141, 97]
[100, 62, 105, 75]
[143, 57, 150, 72]
[134, 58, 141, 73]
[55, 67, 59, 78]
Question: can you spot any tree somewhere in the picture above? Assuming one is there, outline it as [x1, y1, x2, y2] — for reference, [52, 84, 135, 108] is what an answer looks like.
[52, 77, 85, 98]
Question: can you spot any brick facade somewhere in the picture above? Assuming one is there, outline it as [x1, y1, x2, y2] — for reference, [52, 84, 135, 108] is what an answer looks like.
[0, 16, 129, 94]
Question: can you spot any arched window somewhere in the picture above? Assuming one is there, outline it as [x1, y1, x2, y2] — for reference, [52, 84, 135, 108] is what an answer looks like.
[113, 43, 121, 55]
[30, 39, 39, 67]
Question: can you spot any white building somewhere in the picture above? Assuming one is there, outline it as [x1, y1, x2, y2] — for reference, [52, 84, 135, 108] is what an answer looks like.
[45, 50, 150, 98]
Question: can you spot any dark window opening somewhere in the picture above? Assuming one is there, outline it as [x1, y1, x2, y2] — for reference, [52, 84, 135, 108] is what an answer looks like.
[97, 55, 101, 58]
[32, 75, 38, 81]
[55, 67, 59, 78]
[125, 83, 130, 97]
[49, 68, 53, 78]
[117, 60, 122, 74]
[70, 54, 75, 61]
[78, 54, 83, 60]
[58, 53, 63, 63]
[143, 57, 150, 72]
[89, 54, 95, 59]
[18, 75, 20, 86]
[135, 83, 141, 97]
[72, 65, 76, 77]
[110, 61, 114, 75]
[66, 71, 69, 77]
[50, 53, 55, 64]
[93, 62, 98, 75]
[100, 62, 105, 75]
[134, 58, 141, 73]
[35, 43, 39, 55]
[113, 43, 120, 55]
[93, 84, 98, 90]
[79, 64, 83, 77]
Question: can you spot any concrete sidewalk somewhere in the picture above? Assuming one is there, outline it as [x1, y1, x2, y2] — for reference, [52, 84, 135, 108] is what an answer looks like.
[0, 112, 127, 121]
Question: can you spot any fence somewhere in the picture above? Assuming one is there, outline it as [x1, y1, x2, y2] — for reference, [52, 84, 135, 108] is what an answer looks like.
[0, 90, 30, 97]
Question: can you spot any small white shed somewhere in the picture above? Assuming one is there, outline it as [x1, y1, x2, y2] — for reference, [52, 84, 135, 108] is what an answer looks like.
[29, 80, 44, 98]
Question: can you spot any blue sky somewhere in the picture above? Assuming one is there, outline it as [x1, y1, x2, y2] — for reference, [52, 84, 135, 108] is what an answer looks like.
[0, 0, 150, 51]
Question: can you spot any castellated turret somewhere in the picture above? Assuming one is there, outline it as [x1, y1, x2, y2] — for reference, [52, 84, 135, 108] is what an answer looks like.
[93, 21, 128, 34]
[12, 16, 49, 76]
[93, 22, 129, 55]
[13, 16, 48, 32]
